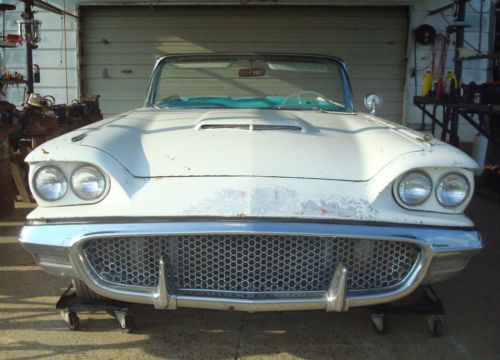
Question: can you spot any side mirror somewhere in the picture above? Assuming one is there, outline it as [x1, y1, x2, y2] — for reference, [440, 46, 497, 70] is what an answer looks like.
[364, 94, 383, 115]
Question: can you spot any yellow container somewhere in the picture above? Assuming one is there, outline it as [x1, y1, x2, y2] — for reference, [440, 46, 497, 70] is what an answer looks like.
[422, 71, 433, 96]
[445, 71, 458, 94]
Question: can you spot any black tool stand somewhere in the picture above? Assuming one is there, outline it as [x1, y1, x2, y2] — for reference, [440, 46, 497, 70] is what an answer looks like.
[56, 285, 135, 332]
[369, 286, 444, 337]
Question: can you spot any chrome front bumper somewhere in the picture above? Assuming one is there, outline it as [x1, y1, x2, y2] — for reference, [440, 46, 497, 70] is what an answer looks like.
[19, 221, 483, 312]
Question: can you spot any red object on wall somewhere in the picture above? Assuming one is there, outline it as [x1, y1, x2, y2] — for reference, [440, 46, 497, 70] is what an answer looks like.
[4, 34, 22, 44]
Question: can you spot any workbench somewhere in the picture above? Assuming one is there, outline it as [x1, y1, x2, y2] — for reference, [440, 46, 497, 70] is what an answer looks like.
[413, 96, 500, 151]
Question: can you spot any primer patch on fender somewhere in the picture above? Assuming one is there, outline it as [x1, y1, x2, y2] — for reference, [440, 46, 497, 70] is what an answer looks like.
[187, 186, 379, 220]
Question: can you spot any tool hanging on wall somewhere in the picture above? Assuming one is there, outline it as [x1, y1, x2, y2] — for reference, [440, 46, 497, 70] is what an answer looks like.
[431, 34, 449, 98]
[33, 64, 40, 83]
[415, 24, 436, 46]
[17, 18, 42, 47]
[413, 24, 436, 97]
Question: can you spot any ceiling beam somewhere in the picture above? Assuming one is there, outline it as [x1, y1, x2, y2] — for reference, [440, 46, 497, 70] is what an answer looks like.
[32, 0, 78, 19]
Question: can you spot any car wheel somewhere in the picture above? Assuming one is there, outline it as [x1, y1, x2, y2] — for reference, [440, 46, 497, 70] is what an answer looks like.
[72, 279, 101, 299]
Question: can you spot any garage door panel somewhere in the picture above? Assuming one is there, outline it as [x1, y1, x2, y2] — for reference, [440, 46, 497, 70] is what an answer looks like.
[81, 9, 407, 30]
[99, 101, 144, 115]
[81, 6, 408, 120]
[81, 42, 405, 58]
[82, 29, 406, 44]
[82, 64, 405, 81]
[85, 6, 406, 18]
[83, 49, 405, 66]
[88, 76, 403, 91]
[83, 19, 406, 31]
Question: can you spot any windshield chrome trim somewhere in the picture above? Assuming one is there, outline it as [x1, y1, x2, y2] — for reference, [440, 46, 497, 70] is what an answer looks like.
[144, 53, 355, 113]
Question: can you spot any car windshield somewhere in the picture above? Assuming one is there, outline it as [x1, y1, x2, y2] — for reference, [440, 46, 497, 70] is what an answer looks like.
[147, 55, 354, 112]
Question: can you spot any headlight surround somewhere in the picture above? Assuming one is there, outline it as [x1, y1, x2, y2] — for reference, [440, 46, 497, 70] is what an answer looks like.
[33, 166, 68, 201]
[436, 173, 470, 208]
[70, 165, 107, 201]
[397, 171, 432, 206]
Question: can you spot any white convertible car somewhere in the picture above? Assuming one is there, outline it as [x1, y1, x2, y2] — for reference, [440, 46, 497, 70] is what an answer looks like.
[20, 54, 482, 315]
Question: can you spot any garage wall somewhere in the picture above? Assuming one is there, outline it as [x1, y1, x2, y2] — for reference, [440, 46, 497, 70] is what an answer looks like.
[1, 1, 79, 106]
[80, 6, 409, 120]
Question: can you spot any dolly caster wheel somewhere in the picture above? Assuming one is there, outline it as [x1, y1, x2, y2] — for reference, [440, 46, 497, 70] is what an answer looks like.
[63, 311, 80, 331]
[370, 314, 388, 335]
[123, 314, 135, 333]
[428, 316, 444, 337]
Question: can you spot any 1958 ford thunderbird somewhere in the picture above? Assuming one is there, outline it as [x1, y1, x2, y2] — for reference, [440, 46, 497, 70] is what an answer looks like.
[19, 54, 483, 317]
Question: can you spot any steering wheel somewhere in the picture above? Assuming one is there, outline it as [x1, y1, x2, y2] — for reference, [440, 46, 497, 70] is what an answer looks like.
[280, 91, 330, 107]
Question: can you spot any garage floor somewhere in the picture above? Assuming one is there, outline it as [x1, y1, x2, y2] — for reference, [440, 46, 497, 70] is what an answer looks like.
[0, 197, 498, 360]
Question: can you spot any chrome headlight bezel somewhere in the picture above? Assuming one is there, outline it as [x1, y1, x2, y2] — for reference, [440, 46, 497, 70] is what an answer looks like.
[70, 165, 107, 201]
[435, 172, 471, 208]
[30, 162, 110, 206]
[397, 170, 433, 207]
[393, 168, 474, 213]
[32, 165, 69, 202]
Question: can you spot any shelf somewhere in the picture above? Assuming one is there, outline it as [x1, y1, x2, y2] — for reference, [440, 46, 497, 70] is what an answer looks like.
[0, 4, 16, 12]
[461, 52, 500, 61]
[0, 80, 27, 86]
[0, 41, 18, 48]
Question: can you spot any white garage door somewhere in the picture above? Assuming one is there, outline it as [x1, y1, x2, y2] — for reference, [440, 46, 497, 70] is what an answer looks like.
[80, 6, 408, 121]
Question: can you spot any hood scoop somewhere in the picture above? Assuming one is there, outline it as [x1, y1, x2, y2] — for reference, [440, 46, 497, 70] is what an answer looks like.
[199, 124, 303, 132]
[194, 111, 308, 133]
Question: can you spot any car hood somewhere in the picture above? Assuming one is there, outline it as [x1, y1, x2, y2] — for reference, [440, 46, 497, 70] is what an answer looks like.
[78, 108, 425, 181]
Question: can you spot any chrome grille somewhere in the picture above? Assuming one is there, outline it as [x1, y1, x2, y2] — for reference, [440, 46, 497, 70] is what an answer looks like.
[83, 234, 420, 296]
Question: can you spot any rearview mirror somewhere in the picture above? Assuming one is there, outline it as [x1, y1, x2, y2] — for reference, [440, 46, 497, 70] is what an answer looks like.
[364, 94, 383, 115]
[239, 68, 266, 77]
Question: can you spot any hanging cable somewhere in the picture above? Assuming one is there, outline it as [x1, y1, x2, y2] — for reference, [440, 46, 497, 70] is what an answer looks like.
[432, 34, 449, 82]
[467, 1, 489, 15]
[59, 16, 63, 65]
[414, 32, 418, 96]
[63, 0, 68, 104]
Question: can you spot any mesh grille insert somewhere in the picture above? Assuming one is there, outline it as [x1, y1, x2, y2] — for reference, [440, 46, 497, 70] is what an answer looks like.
[83, 234, 420, 296]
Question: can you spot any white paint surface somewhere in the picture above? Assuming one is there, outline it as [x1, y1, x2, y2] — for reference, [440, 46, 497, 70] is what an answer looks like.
[77, 108, 426, 180]
[26, 106, 477, 226]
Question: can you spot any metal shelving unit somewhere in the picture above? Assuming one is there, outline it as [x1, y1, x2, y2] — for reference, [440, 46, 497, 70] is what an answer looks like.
[413, 0, 499, 153]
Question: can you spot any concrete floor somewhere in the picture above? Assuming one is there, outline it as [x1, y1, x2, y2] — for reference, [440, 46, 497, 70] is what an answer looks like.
[0, 198, 498, 360]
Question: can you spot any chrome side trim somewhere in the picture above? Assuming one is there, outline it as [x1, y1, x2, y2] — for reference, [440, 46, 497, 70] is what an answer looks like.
[19, 221, 483, 312]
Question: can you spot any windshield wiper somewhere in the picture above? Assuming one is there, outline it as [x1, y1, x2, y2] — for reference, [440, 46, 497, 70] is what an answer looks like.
[273, 105, 329, 113]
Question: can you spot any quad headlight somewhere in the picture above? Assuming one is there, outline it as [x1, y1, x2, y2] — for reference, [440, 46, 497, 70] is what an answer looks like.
[71, 165, 107, 200]
[436, 173, 470, 208]
[395, 169, 472, 211]
[32, 163, 108, 204]
[33, 166, 68, 201]
[397, 171, 432, 206]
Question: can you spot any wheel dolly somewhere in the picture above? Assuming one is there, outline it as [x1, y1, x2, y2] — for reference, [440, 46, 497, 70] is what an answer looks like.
[56, 285, 135, 332]
[369, 286, 445, 337]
